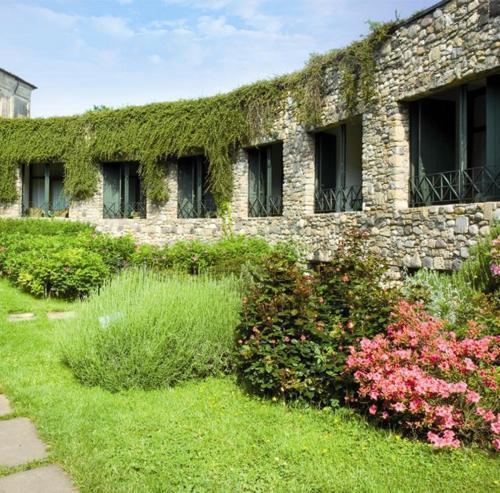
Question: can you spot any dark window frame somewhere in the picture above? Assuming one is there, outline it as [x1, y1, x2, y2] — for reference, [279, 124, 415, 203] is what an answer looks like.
[248, 142, 283, 217]
[177, 155, 216, 219]
[409, 76, 500, 207]
[314, 124, 363, 214]
[102, 162, 146, 219]
[22, 163, 69, 218]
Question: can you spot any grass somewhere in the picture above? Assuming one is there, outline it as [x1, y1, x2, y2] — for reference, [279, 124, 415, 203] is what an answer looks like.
[0, 279, 497, 492]
[60, 270, 241, 391]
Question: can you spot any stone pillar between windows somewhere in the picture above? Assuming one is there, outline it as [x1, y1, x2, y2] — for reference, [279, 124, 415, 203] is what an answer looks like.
[70, 166, 103, 222]
[231, 149, 249, 219]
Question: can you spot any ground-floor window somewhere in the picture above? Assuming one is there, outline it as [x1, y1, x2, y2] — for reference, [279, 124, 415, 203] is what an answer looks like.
[177, 156, 216, 219]
[314, 118, 362, 213]
[410, 75, 500, 206]
[22, 163, 69, 217]
[103, 162, 146, 219]
[248, 142, 283, 217]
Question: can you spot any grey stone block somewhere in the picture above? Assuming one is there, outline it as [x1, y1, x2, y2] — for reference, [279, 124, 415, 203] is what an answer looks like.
[0, 396, 12, 417]
[0, 465, 77, 493]
[0, 418, 47, 467]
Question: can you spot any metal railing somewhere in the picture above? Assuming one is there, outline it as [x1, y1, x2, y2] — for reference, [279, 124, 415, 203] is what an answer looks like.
[24, 202, 69, 218]
[410, 166, 500, 207]
[314, 186, 363, 213]
[248, 195, 283, 217]
[178, 196, 217, 219]
[103, 201, 147, 219]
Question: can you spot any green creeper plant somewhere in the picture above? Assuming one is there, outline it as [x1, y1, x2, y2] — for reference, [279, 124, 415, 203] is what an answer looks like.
[0, 23, 393, 208]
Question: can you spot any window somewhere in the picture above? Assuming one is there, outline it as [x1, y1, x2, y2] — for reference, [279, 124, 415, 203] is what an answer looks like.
[103, 162, 146, 219]
[315, 118, 362, 213]
[22, 163, 69, 217]
[248, 143, 283, 217]
[177, 156, 216, 218]
[410, 75, 500, 206]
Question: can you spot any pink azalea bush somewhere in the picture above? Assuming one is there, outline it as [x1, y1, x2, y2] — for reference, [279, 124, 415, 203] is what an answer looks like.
[345, 302, 499, 450]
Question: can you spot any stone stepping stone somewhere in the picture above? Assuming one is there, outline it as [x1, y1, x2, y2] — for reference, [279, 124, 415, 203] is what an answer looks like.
[47, 311, 76, 321]
[0, 396, 12, 417]
[6, 313, 35, 323]
[0, 464, 77, 492]
[0, 418, 47, 467]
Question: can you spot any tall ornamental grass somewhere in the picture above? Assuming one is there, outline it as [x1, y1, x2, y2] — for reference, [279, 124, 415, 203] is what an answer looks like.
[60, 270, 241, 391]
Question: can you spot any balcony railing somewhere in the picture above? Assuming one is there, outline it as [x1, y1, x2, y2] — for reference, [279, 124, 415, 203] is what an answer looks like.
[410, 166, 500, 207]
[314, 186, 362, 213]
[24, 202, 69, 218]
[178, 196, 217, 219]
[103, 201, 147, 219]
[249, 195, 283, 217]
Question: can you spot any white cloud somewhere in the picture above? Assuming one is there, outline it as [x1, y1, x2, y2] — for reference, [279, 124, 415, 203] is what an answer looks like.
[17, 4, 78, 30]
[89, 16, 135, 37]
[147, 54, 162, 64]
[197, 16, 237, 37]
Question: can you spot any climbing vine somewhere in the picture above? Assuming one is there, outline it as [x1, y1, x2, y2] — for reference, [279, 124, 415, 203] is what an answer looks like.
[0, 22, 393, 207]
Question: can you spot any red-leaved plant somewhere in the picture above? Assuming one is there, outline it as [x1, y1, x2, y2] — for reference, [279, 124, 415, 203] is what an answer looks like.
[345, 302, 499, 450]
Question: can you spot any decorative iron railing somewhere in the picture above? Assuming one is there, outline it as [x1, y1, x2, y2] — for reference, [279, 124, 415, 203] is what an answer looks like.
[314, 186, 363, 213]
[103, 201, 147, 219]
[178, 196, 217, 219]
[24, 202, 69, 218]
[248, 195, 283, 217]
[410, 166, 500, 207]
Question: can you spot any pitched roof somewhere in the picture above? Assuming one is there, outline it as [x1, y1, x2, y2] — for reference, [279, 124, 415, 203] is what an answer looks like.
[0, 68, 37, 90]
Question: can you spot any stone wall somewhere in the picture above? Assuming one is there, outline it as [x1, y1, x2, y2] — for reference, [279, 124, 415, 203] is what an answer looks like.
[2, 0, 500, 276]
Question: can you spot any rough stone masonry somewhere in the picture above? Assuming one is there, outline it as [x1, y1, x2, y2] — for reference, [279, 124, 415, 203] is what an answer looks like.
[1, 0, 500, 278]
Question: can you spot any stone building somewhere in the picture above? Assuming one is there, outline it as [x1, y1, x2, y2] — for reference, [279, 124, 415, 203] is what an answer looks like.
[1, 0, 500, 277]
[0, 68, 36, 118]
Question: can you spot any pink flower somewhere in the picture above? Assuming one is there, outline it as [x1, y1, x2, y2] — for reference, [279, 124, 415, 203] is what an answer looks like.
[427, 430, 460, 449]
[490, 263, 500, 277]
[369, 405, 377, 415]
[465, 391, 480, 404]
[491, 419, 500, 435]
[393, 402, 406, 412]
[493, 439, 500, 451]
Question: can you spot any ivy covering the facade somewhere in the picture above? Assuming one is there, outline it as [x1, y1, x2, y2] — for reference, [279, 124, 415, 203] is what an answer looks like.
[0, 23, 393, 206]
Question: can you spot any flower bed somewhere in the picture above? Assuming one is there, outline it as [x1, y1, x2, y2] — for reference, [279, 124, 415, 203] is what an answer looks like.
[346, 302, 499, 450]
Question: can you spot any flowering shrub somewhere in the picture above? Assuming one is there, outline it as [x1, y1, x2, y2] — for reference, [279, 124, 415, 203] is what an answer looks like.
[346, 302, 499, 450]
[235, 253, 340, 405]
[316, 230, 400, 340]
[235, 231, 399, 404]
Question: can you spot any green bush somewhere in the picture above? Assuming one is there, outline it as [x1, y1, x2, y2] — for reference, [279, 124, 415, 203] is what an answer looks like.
[403, 225, 500, 335]
[0, 220, 286, 299]
[235, 231, 399, 405]
[14, 247, 109, 299]
[0, 218, 93, 235]
[235, 253, 339, 405]
[0, 220, 136, 299]
[79, 233, 135, 273]
[130, 235, 292, 276]
[456, 223, 500, 293]
[60, 270, 241, 391]
[315, 231, 399, 343]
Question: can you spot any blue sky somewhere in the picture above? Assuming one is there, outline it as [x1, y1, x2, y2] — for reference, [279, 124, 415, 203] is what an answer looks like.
[0, 0, 438, 117]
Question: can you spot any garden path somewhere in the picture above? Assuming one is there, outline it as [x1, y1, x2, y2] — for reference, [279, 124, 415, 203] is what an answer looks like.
[0, 395, 77, 492]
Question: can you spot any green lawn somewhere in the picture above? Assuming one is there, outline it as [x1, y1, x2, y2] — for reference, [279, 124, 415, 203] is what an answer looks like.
[0, 279, 497, 492]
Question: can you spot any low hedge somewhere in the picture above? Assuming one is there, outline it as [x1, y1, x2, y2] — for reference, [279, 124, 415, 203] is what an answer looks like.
[0, 219, 293, 299]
